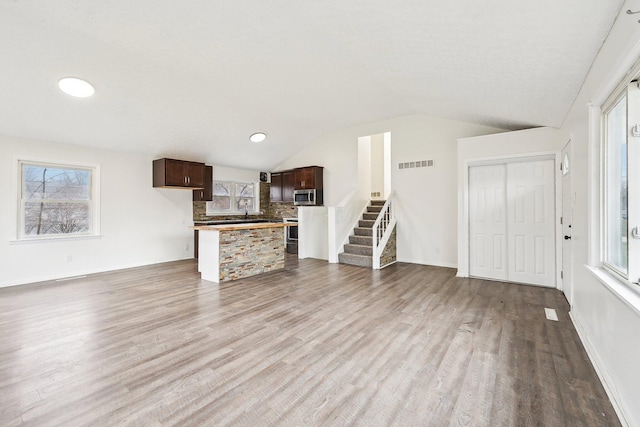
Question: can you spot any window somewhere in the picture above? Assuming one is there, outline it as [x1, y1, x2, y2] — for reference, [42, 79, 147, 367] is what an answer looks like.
[212, 182, 232, 211]
[603, 93, 628, 274]
[208, 181, 257, 214]
[18, 160, 99, 240]
[602, 81, 639, 283]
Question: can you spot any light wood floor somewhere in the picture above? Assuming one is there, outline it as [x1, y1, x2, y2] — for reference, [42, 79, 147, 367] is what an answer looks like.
[0, 257, 620, 426]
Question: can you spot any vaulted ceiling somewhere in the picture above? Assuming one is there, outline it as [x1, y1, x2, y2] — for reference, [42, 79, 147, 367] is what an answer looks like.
[0, 1, 625, 170]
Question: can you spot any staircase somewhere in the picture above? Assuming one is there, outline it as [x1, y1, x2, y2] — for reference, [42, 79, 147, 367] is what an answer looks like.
[338, 200, 385, 268]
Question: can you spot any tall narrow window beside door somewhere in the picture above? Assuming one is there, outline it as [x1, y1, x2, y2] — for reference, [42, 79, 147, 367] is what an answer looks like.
[18, 160, 100, 240]
[602, 80, 640, 283]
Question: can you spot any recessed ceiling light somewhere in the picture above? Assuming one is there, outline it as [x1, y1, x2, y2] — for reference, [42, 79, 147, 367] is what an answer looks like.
[58, 77, 95, 98]
[250, 132, 267, 143]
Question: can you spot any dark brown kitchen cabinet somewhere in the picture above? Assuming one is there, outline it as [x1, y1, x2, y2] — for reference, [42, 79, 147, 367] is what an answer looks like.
[153, 158, 205, 188]
[270, 172, 283, 202]
[193, 166, 213, 201]
[270, 170, 295, 202]
[294, 166, 323, 190]
[282, 170, 295, 201]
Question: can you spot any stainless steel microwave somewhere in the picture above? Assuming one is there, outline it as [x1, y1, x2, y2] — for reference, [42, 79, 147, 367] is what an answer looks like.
[293, 189, 317, 206]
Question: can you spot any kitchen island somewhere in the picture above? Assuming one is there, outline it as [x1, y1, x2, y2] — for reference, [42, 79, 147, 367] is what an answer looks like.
[192, 222, 293, 283]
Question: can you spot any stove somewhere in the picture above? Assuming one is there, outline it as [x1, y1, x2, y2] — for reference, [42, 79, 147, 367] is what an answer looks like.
[283, 218, 298, 254]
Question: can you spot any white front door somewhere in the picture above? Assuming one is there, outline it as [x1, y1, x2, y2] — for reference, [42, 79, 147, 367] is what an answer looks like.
[561, 141, 573, 304]
[506, 160, 556, 287]
[469, 165, 508, 281]
[468, 159, 556, 287]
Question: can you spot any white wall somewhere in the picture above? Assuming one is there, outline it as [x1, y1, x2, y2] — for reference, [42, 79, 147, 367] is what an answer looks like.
[456, 127, 564, 279]
[298, 206, 328, 260]
[212, 165, 259, 182]
[0, 136, 194, 287]
[370, 133, 385, 198]
[555, 2, 640, 425]
[276, 114, 504, 267]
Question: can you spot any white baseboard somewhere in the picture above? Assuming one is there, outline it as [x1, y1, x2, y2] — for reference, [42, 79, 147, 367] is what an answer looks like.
[569, 311, 630, 427]
[397, 258, 457, 269]
[0, 256, 194, 288]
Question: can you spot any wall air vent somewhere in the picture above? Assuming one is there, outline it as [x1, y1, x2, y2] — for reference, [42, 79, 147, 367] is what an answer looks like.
[398, 160, 434, 169]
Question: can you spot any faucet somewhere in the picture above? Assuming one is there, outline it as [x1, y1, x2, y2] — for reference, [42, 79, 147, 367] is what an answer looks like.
[244, 206, 248, 219]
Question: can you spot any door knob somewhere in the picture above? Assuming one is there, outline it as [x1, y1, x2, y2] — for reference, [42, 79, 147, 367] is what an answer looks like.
[564, 235, 571, 240]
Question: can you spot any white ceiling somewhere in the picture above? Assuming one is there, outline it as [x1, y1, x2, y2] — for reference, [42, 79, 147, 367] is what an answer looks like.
[0, 1, 625, 170]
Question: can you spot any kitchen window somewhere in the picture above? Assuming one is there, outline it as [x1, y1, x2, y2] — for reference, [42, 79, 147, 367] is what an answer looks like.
[602, 80, 640, 284]
[208, 181, 257, 214]
[17, 160, 100, 240]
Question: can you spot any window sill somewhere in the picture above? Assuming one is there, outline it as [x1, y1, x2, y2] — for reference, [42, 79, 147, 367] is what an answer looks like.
[586, 265, 640, 316]
[10, 234, 102, 245]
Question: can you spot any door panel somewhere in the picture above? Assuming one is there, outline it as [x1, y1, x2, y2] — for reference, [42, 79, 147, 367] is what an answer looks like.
[469, 165, 508, 281]
[506, 160, 556, 287]
[469, 159, 556, 287]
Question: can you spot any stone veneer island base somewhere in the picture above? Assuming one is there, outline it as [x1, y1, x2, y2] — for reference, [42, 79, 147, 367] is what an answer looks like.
[193, 222, 291, 283]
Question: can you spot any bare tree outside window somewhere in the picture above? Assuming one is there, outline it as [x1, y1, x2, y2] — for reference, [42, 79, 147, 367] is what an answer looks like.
[207, 181, 257, 214]
[235, 183, 254, 211]
[21, 163, 92, 237]
[212, 182, 231, 211]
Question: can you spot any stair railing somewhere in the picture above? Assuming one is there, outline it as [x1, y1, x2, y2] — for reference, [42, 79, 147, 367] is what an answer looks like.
[372, 193, 396, 269]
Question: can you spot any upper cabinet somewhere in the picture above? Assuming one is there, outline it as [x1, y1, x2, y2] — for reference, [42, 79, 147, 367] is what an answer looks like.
[294, 166, 323, 190]
[270, 171, 295, 202]
[153, 158, 205, 189]
[271, 166, 323, 203]
[193, 165, 213, 201]
[283, 170, 295, 201]
[270, 172, 283, 202]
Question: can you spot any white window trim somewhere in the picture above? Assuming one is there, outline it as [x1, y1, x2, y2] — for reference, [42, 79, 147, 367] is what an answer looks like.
[11, 156, 101, 242]
[586, 49, 640, 306]
[206, 180, 260, 215]
[599, 79, 640, 286]
[600, 89, 629, 279]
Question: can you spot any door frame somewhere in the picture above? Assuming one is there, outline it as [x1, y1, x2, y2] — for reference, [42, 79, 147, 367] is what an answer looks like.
[459, 152, 563, 288]
[561, 139, 573, 304]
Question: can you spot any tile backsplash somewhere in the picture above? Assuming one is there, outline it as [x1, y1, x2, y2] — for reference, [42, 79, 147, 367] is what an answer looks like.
[270, 203, 298, 219]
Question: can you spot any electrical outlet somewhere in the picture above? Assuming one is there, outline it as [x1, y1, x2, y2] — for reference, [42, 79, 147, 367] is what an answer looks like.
[67, 254, 73, 262]
[185, 244, 190, 252]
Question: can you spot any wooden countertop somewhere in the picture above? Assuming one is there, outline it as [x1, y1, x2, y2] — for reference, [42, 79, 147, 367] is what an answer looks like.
[192, 222, 294, 231]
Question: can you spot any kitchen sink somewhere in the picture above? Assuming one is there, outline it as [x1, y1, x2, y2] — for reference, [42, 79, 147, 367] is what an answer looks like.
[194, 218, 281, 225]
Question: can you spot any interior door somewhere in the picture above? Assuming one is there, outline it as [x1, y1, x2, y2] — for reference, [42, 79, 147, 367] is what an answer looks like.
[469, 165, 508, 281]
[506, 160, 556, 287]
[561, 141, 573, 304]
